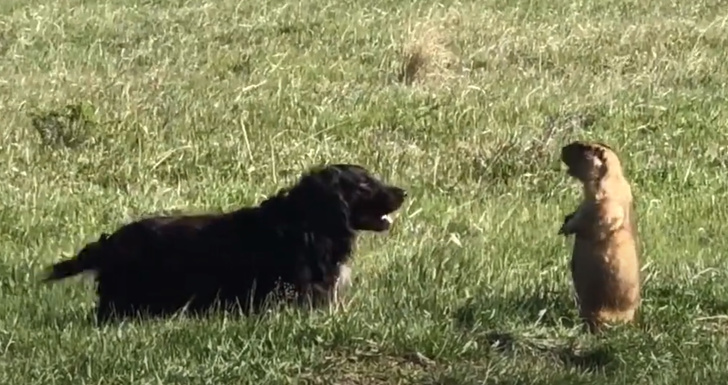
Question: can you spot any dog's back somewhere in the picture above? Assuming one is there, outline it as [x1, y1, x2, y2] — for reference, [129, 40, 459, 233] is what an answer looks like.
[43, 209, 283, 323]
[43, 215, 185, 282]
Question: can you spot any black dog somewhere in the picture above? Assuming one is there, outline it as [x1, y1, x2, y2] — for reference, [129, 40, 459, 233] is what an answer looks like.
[43, 164, 407, 324]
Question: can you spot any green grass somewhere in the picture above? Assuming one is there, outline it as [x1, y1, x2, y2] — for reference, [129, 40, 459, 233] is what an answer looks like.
[1, 0, 728, 383]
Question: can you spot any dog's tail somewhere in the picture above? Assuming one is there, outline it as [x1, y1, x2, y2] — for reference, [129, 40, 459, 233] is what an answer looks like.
[43, 233, 111, 282]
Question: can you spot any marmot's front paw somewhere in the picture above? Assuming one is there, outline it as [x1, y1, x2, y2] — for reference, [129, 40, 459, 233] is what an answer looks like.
[558, 213, 575, 235]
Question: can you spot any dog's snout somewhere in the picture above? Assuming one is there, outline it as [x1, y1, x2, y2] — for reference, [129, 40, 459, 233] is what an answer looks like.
[392, 187, 407, 200]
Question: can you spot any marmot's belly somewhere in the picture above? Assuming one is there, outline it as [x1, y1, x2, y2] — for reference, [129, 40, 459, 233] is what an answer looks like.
[572, 240, 640, 310]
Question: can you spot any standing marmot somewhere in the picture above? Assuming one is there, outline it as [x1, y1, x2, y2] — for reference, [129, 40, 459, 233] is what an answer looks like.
[558, 141, 641, 333]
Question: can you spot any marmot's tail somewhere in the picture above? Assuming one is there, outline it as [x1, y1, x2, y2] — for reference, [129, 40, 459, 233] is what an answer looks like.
[43, 233, 111, 282]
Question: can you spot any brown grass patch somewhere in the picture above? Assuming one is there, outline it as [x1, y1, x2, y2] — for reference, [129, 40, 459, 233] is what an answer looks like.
[397, 21, 459, 86]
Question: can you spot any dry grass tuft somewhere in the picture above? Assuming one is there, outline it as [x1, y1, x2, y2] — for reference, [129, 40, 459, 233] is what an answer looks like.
[397, 21, 459, 86]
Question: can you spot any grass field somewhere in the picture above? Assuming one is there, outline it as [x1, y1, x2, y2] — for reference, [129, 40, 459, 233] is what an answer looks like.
[2, 0, 728, 383]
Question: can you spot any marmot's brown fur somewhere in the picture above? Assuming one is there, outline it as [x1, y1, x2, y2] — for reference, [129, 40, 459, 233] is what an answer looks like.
[558, 141, 641, 333]
[333, 263, 352, 308]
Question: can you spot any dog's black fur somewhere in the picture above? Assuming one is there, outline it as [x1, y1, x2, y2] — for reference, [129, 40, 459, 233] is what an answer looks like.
[43, 164, 407, 325]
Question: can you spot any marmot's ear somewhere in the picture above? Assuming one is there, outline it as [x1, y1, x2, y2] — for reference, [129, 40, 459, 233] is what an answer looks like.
[595, 142, 614, 151]
[591, 146, 610, 177]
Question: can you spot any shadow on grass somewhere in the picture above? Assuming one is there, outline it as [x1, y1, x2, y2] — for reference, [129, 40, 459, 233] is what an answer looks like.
[558, 345, 616, 372]
[638, 281, 728, 332]
[450, 278, 728, 378]
[644, 282, 728, 313]
[475, 330, 618, 373]
[449, 287, 626, 374]
[452, 287, 578, 331]
[453, 279, 728, 334]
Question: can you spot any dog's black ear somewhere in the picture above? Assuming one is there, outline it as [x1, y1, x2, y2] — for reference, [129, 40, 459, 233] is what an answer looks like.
[287, 170, 351, 233]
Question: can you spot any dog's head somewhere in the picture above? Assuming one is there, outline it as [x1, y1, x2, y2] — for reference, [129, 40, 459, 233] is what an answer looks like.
[561, 141, 622, 182]
[286, 164, 407, 232]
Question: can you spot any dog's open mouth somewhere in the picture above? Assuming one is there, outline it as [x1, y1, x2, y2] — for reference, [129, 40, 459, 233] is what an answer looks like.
[356, 211, 397, 232]
[353, 186, 407, 232]
[372, 212, 396, 231]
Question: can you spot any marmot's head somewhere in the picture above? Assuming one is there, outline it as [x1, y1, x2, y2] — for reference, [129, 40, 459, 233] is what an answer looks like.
[561, 141, 622, 182]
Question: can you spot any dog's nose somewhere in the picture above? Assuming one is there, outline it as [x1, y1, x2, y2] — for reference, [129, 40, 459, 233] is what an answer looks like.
[393, 187, 407, 199]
